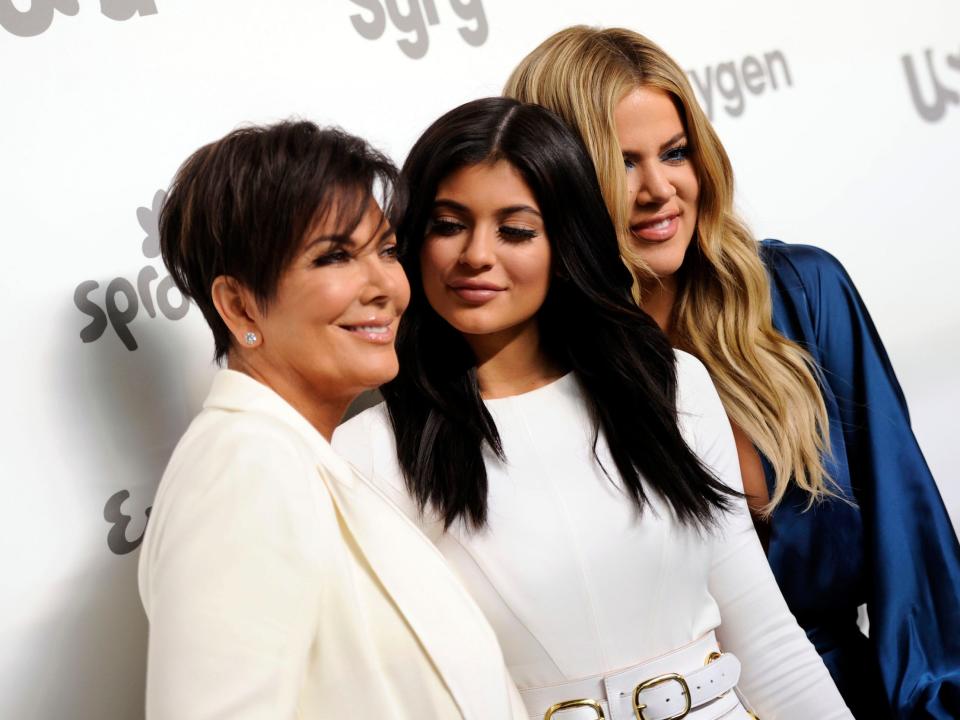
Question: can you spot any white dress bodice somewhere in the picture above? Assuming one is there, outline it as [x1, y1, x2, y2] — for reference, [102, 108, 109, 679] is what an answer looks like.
[333, 351, 852, 718]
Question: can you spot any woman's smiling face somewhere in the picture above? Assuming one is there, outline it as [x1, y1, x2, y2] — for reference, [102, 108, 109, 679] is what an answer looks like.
[253, 198, 410, 400]
[615, 86, 700, 279]
[419, 160, 552, 341]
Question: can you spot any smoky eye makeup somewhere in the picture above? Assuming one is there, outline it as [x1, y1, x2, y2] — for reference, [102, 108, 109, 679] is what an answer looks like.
[311, 248, 351, 267]
[660, 133, 692, 165]
[308, 236, 353, 267]
[661, 140, 691, 164]
[428, 217, 466, 236]
[498, 225, 538, 242]
[379, 237, 400, 259]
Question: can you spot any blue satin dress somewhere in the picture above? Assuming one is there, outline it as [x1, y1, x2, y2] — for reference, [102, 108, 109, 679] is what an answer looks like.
[759, 239, 960, 718]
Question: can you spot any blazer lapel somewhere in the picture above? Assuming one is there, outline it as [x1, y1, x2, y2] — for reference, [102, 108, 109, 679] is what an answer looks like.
[319, 462, 512, 720]
[203, 370, 513, 718]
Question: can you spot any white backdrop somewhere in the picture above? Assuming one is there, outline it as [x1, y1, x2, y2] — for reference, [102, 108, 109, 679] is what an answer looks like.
[1, 1, 957, 717]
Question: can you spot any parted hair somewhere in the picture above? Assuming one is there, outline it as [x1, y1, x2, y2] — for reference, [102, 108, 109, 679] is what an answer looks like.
[159, 120, 401, 362]
[382, 97, 738, 531]
[505, 27, 832, 513]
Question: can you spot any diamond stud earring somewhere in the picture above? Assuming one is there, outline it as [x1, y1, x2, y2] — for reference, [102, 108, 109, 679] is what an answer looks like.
[244, 331, 258, 345]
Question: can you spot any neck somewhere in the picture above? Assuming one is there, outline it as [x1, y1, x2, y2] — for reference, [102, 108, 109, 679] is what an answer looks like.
[227, 353, 350, 441]
[640, 274, 678, 338]
[463, 321, 564, 400]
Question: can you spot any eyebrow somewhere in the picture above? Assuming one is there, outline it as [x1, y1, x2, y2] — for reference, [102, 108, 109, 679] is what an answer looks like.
[433, 198, 542, 219]
[433, 199, 469, 213]
[304, 227, 394, 252]
[304, 234, 354, 251]
[660, 132, 687, 152]
[499, 204, 541, 218]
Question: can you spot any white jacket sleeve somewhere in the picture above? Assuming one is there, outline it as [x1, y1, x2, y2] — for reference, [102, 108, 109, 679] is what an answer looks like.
[675, 352, 852, 719]
[139, 419, 326, 720]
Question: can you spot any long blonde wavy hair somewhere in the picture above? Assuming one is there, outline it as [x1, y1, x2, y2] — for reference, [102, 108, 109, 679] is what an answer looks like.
[505, 26, 831, 512]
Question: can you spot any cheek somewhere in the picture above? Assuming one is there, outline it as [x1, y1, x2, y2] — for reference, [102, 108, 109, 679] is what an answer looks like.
[509, 245, 552, 299]
[419, 240, 454, 297]
[682, 169, 700, 209]
[301, 273, 356, 328]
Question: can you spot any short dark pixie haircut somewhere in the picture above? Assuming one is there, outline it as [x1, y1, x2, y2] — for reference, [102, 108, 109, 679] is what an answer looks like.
[159, 120, 401, 362]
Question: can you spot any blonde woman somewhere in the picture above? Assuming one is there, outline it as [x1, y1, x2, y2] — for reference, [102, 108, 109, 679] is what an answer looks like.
[505, 26, 960, 719]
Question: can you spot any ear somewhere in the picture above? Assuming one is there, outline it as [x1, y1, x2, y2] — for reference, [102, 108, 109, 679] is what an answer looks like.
[211, 275, 262, 348]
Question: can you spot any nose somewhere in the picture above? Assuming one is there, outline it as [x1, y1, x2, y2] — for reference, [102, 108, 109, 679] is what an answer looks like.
[458, 226, 496, 269]
[632, 162, 675, 207]
[359, 251, 403, 307]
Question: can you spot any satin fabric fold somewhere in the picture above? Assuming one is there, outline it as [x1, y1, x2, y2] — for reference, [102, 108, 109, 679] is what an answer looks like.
[760, 239, 960, 718]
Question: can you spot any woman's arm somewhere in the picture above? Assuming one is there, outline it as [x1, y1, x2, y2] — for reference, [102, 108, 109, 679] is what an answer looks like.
[777, 243, 960, 717]
[675, 352, 852, 718]
[140, 419, 326, 720]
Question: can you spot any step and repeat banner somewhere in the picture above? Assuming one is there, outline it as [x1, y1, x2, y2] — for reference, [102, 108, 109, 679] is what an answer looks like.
[2, 1, 958, 717]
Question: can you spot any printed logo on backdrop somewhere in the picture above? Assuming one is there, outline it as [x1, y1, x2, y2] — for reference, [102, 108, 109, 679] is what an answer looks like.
[73, 190, 189, 353]
[0, 0, 155, 37]
[71, 190, 186, 554]
[687, 50, 793, 121]
[105, 489, 151, 554]
[902, 45, 960, 122]
[348, 0, 487, 60]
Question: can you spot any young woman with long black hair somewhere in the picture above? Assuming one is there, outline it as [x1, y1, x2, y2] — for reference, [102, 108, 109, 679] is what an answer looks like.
[334, 98, 852, 719]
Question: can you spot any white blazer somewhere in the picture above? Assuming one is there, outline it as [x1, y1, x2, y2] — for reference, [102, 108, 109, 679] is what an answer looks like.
[138, 369, 525, 719]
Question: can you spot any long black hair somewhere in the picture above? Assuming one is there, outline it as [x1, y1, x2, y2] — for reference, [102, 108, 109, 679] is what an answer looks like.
[382, 97, 737, 530]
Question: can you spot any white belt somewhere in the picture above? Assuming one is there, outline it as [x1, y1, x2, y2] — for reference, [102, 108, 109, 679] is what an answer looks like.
[520, 632, 755, 720]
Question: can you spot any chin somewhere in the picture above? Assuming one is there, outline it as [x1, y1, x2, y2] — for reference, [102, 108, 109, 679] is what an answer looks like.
[350, 357, 401, 390]
[645, 258, 685, 279]
[441, 311, 499, 337]
[635, 243, 690, 280]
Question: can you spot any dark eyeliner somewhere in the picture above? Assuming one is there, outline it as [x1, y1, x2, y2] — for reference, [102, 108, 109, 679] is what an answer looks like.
[499, 226, 538, 241]
[429, 218, 465, 236]
[312, 248, 351, 267]
[662, 143, 691, 163]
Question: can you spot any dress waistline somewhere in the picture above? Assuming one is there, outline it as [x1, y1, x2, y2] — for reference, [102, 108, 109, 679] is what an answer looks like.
[519, 631, 756, 720]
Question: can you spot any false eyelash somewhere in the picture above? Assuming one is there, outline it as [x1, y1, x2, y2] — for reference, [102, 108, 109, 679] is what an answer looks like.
[499, 226, 538, 241]
[662, 144, 691, 163]
[428, 218, 465, 235]
[312, 249, 351, 267]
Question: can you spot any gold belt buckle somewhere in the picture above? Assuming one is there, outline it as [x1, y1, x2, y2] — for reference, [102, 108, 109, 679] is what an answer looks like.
[632, 672, 691, 720]
[544, 698, 606, 720]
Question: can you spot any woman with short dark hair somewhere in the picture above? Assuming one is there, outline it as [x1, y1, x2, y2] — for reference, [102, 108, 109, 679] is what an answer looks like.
[139, 120, 526, 719]
[334, 99, 852, 719]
